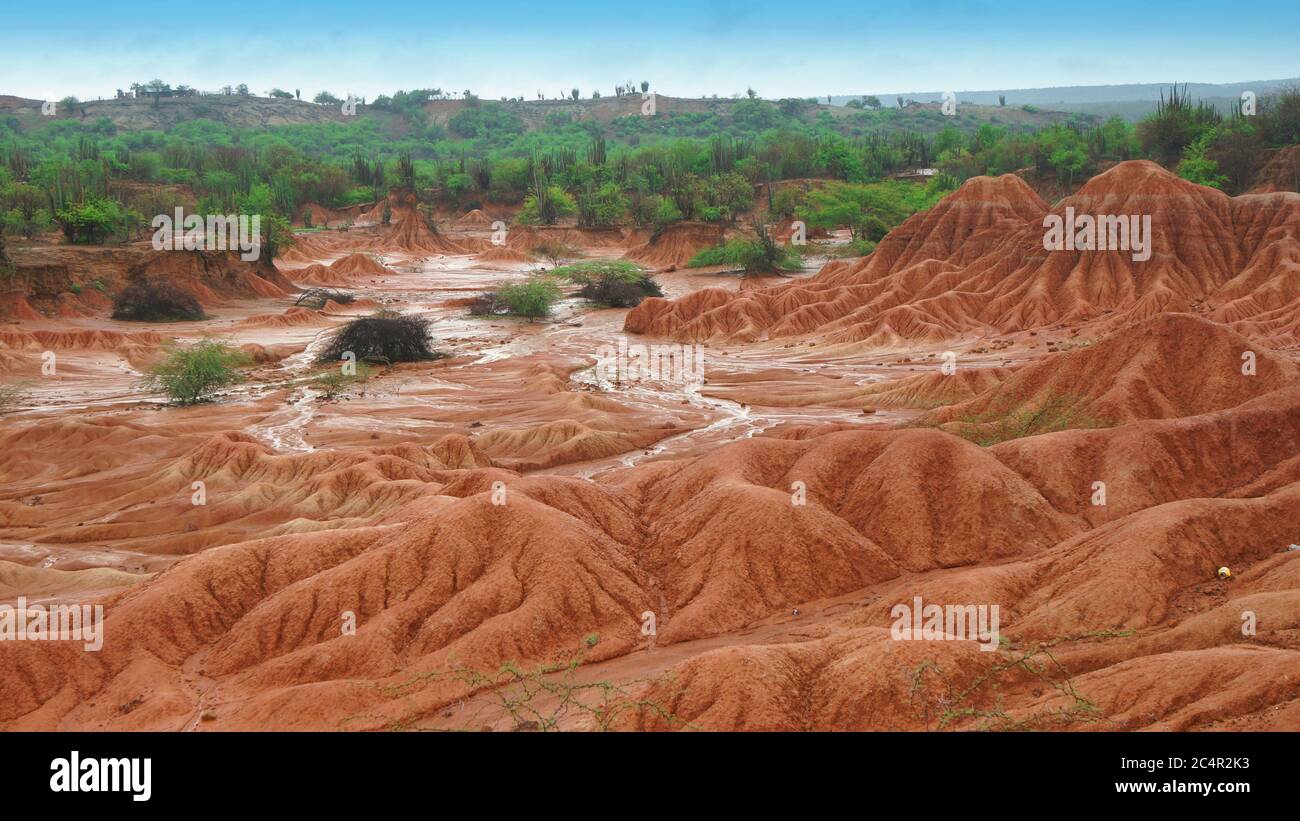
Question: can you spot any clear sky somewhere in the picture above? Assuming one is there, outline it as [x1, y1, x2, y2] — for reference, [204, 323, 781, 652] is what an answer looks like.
[4, 0, 1297, 101]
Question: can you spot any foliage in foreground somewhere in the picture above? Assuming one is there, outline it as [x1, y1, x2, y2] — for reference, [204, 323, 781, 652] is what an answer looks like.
[344, 641, 693, 732]
[905, 631, 1129, 731]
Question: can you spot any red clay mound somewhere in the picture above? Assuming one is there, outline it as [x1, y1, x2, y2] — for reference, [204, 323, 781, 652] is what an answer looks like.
[286, 253, 396, 285]
[377, 206, 469, 255]
[619, 629, 994, 731]
[0, 294, 44, 320]
[475, 419, 674, 471]
[309, 190, 472, 256]
[277, 233, 320, 264]
[923, 313, 1299, 431]
[472, 245, 535, 265]
[340, 189, 466, 256]
[2, 379, 1297, 729]
[456, 209, 496, 229]
[624, 222, 727, 270]
[989, 385, 1300, 523]
[0, 426, 499, 559]
[1248, 145, 1300, 194]
[296, 201, 369, 229]
[131, 249, 295, 303]
[328, 252, 393, 277]
[502, 225, 631, 253]
[7, 246, 294, 316]
[0, 419, 1088, 729]
[0, 328, 167, 370]
[854, 367, 1011, 410]
[626, 161, 1300, 347]
[236, 307, 326, 329]
[282, 262, 336, 285]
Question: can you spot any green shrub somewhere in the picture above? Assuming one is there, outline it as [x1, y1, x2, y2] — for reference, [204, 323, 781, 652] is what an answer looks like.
[576, 182, 629, 227]
[947, 394, 1114, 446]
[516, 186, 576, 225]
[311, 361, 375, 400]
[550, 260, 661, 307]
[497, 277, 562, 321]
[687, 233, 803, 273]
[549, 260, 644, 285]
[54, 197, 141, 244]
[145, 341, 250, 405]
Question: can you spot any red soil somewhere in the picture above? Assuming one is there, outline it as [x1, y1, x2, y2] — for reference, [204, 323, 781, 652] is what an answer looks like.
[472, 245, 535, 265]
[283, 252, 396, 286]
[2, 160, 1298, 733]
[4, 360, 1296, 729]
[456, 209, 496, 229]
[624, 222, 727, 270]
[626, 161, 1300, 348]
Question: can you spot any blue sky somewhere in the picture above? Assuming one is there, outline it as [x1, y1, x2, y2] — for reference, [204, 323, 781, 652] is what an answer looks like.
[4, 0, 1298, 101]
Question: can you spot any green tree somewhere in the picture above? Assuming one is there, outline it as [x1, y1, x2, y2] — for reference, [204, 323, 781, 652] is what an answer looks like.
[54, 197, 139, 244]
[518, 185, 576, 225]
[5, 183, 47, 238]
[144, 341, 250, 405]
[498, 277, 561, 322]
[1177, 131, 1229, 189]
[1136, 83, 1221, 166]
[576, 182, 629, 227]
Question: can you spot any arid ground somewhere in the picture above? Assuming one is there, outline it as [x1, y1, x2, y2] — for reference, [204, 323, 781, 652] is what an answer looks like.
[2, 158, 1299, 732]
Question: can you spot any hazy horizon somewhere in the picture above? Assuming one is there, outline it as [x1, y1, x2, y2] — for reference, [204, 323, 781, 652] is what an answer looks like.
[4, 0, 1298, 102]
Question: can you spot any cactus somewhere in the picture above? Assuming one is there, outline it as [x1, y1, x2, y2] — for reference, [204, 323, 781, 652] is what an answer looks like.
[588, 136, 607, 166]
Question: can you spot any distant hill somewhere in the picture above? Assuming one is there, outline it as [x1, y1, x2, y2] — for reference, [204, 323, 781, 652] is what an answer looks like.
[832, 78, 1300, 121]
[0, 92, 1093, 140]
[0, 94, 380, 130]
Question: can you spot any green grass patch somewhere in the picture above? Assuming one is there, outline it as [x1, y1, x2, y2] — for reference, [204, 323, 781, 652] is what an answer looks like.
[944, 394, 1114, 446]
